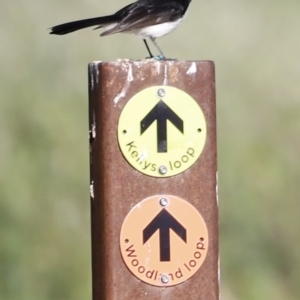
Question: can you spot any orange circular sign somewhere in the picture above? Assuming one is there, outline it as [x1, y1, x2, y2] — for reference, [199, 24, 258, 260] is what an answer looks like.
[120, 195, 208, 287]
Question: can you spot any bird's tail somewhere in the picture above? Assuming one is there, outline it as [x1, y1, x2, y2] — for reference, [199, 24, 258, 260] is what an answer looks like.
[49, 15, 119, 35]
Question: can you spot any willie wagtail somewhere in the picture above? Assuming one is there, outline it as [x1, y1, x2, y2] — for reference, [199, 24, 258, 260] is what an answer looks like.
[50, 0, 191, 58]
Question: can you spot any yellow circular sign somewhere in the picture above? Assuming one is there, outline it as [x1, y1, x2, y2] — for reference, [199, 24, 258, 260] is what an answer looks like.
[120, 195, 209, 287]
[117, 86, 206, 177]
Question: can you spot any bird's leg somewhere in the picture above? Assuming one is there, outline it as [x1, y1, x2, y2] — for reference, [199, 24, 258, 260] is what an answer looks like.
[143, 39, 153, 58]
[150, 37, 166, 60]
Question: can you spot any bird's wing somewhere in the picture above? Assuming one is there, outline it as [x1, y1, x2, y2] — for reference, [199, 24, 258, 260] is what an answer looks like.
[101, 1, 186, 36]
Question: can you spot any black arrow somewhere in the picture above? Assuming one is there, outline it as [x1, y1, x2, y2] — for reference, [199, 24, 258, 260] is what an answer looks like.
[140, 100, 184, 153]
[143, 209, 187, 262]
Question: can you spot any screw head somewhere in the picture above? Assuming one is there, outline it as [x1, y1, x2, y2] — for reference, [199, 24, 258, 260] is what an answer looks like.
[157, 88, 165, 97]
[159, 198, 169, 207]
[158, 165, 167, 175]
[160, 274, 169, 284]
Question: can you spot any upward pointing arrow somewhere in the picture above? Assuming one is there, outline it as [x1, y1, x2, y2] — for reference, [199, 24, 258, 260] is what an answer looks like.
[143, 209, 187, 262]
[140, 100, 184, 153]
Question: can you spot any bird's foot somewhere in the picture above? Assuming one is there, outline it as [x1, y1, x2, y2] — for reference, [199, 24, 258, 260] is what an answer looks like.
[144, 55, 177, 61]
[145, 55, 166, 61]
[155, 55, 166, 60]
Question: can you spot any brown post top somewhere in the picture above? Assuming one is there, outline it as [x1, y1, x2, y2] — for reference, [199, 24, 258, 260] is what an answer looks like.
[89, 60, 218, 300]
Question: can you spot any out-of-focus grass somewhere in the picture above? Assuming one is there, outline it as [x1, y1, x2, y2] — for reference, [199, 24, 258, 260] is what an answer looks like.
[0, 0, 299, 299]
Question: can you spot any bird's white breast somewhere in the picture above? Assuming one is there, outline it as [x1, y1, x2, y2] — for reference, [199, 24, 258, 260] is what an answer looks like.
[131, 18, 184, 39]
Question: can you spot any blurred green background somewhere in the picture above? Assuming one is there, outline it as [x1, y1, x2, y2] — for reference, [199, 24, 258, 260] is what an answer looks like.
[1, 0, 299, 299]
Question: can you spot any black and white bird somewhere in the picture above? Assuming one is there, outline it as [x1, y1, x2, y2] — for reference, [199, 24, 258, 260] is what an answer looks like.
[50, 0, 191, 59]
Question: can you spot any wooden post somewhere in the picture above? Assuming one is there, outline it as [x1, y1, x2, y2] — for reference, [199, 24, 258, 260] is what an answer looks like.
[88, 60, 218, 300]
